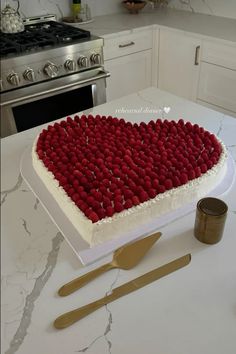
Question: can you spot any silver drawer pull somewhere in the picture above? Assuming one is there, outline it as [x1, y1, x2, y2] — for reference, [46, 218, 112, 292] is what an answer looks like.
[194, 45, 200, 65]
[119, 41, 135, 48]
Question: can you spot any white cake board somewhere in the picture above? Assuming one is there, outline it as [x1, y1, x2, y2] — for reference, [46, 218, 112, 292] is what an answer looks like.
[20, 147, 235, 265]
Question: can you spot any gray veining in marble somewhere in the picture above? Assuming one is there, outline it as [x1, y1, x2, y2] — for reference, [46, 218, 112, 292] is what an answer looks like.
[5, 232, 64, 354]
[169, 0, 236, 19]
[77, 269, 120, 353]
[20, 218, 31, 237]
[33, 198, 40, 210]
[1, 174, 23, 206]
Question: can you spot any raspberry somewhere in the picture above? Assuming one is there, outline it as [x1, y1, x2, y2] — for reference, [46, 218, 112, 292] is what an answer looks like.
[91, 200, 101, 211]
[188, 169, 196, 180]
[180, 173, 188, 184]
[157, 185, 166, 193]
[173, 176, 181, 187]
[110, 183, 117, 192]
[103, 196, 112, 208]
[132, 196, 140, 206]
[206, 160, 213, 169]
[148, 189, 157, 198]
[145, 180, 152, 190]
[88, 211, 99, 223]
[123, 189, 134, 200]
[139, 191, 149, 203]
[114, 202, 124, 213]
[106, 206, 115, 217]
[152, 179, 159, 189]
[194, 166, 202, 178]
[94, 191, 103, 202]
[124, 199, 133, 209]
[114, 194, 123, 203]
[97, 208, 106, 220]
[103, 178, 110, 187]
[200, 163, 208, 173]
[164, 179, 173, 190]
[86, 195, 95, 206]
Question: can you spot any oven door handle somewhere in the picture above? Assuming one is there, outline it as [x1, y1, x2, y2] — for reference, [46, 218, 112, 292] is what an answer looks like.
[1, 69, 110, 107]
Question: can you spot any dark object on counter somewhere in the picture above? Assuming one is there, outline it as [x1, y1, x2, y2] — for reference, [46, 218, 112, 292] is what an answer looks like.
[122, 1, 147, 14]
[194, 197, 228, 244]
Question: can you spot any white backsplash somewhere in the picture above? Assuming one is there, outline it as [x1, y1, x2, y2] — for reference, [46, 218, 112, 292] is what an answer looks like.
[168, 0, 236, 19]
[0, 0, 123, 20]
[0, 0, 235, 20]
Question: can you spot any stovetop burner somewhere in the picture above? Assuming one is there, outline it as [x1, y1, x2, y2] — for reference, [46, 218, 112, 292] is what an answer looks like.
[0, 21, 91, 57]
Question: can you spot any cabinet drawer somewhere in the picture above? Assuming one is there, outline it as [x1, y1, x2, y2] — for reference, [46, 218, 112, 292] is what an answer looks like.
[198, 62, 236, 113]
[104, 30, 152, 60]
[202, 41, 236, 70]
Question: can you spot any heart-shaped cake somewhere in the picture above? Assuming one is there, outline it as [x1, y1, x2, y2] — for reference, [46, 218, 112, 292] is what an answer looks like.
[32, 114, 227, 246]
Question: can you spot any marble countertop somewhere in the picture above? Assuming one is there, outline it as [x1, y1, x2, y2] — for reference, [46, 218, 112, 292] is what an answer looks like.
[1, 87, 236, 354]
[79, 8, 236, 44]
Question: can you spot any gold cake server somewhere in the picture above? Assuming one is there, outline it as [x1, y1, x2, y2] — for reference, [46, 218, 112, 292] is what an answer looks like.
[54, 253, 191, 329]
[58, 231, 162, 296]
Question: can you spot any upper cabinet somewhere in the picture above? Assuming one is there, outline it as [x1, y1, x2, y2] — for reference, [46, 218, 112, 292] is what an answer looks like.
[104, 29, 155, 102]
[158, 29, 201, 101]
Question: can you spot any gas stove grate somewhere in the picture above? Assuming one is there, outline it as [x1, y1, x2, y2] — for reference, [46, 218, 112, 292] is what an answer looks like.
[0, 21, 91, 57]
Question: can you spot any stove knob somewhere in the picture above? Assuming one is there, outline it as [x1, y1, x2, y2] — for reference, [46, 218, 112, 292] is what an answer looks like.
[23, 68, 36, 82]
[64, 59, 76, 71]
[44, 62, 59, 78]
[78, 56, 89, 68]
[90, 53, 101, 65]
[7, 73, 20, 86]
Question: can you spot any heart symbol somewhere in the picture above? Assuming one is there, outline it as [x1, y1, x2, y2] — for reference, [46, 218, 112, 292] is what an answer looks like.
[36, 115, 223, 223]
[163, 106, 171, 114]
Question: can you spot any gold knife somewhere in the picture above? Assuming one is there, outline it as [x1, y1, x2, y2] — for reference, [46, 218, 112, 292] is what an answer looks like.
[54, 253, 191, 329]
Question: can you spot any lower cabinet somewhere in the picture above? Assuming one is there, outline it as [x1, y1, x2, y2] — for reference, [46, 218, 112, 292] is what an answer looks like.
[103, 26, 236, 118]
[197, 40, 236, 117]
[105, 50, 152, 102]
[103, 29, 154, 102]
[158, 29, 201, 101]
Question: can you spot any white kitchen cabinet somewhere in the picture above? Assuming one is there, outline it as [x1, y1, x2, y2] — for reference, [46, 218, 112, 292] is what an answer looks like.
[105, 50, 152, 102]
[197, 40, 236, 117]
[104, 29, 154, 101]
[158, 29, 201, 101]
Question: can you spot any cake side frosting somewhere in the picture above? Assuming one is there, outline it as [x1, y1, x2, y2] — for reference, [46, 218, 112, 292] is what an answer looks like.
[32, 137, 227, 246]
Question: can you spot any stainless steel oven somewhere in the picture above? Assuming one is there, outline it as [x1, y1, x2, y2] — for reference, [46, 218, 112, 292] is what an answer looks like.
[0, 15, 110, 138]
[1, 67, 109, 137]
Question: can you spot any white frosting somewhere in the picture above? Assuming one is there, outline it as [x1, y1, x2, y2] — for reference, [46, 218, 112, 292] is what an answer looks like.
[32, 136, 228, 247]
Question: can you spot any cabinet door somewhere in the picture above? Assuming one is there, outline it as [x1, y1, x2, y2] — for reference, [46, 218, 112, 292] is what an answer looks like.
[105, 50, 152, 102]
[197, 62, 236, 114]
[158, 29, 201, 100]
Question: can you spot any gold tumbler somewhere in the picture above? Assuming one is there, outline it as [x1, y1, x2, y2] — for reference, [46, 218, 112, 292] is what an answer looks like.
[194, 197, 228, 244]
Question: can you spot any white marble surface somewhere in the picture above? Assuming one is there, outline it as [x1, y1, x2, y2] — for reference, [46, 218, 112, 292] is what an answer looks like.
[1, 87, 236, 354]
[78, 8, 236, 44]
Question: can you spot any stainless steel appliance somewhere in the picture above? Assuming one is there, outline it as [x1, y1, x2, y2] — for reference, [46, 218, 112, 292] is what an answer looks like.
[0, 15, 110, 138]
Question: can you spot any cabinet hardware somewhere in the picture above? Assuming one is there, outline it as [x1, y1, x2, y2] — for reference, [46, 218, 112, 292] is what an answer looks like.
[118, 41, 135, 48]
[194, 45, 200, 65]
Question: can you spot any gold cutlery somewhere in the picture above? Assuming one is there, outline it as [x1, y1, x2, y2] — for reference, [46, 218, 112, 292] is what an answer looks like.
[58, 232, 162, 296]
[54, 253, 191, 329]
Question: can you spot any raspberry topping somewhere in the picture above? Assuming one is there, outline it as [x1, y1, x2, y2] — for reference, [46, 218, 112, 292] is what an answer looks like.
[36, 115, 222, 223]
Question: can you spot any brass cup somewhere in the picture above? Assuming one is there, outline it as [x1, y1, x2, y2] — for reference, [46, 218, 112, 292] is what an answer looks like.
[194, 197, 228, 244]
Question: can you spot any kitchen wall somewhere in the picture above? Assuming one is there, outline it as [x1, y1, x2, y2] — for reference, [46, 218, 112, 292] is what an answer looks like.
[1, 0, 236, 20]
[0, 0, 123, 19]
[168, 0, 236, 19]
